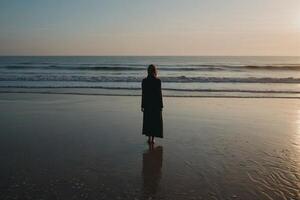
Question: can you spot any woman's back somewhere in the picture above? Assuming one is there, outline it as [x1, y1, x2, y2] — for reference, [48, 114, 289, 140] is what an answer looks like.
[141, 64, 164, 142]
[142, 76, 163, 110]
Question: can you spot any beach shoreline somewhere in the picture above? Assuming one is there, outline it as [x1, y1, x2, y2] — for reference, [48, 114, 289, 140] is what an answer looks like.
[0, 93, 299, 199]
[1, 87, 299, 99]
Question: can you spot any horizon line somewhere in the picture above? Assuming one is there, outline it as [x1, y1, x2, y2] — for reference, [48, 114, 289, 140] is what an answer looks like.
[0, 55, 299, 57]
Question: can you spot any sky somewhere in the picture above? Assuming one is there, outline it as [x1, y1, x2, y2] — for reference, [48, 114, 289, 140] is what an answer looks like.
[0, 0, 299, 56]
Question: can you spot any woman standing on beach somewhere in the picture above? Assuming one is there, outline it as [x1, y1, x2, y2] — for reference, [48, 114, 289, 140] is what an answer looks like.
[141, 64, 163, 143]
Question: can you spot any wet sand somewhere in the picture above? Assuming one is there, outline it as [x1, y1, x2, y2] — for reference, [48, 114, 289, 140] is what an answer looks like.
[0, 93, 299, 200]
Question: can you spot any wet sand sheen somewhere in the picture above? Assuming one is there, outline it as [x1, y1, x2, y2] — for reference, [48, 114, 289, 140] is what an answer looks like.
[0, 93, 299, 200]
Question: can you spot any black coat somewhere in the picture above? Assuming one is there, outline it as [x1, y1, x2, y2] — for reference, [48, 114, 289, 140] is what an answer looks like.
[141, 76, 163, 138]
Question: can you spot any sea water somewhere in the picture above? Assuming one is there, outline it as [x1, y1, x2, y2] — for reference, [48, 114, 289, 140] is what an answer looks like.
[0, 56, 299, 98]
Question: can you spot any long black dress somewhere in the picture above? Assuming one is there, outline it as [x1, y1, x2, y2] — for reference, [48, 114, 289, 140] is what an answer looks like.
[142, 76, 163, 138]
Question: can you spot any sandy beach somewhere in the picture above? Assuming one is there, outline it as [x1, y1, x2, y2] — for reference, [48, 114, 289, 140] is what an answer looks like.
[1, 0, 300, 198]
[0, 93, 299, 200]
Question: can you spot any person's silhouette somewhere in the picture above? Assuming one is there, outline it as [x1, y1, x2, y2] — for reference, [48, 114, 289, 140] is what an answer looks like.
[141, 64, 163, 144]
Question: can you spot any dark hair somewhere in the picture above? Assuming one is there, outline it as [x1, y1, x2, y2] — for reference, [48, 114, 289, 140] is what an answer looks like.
[147, 64, 157, 77]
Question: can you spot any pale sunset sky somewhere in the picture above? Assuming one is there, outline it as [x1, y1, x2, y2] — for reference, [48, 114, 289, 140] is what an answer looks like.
[0, 0, 299, 56]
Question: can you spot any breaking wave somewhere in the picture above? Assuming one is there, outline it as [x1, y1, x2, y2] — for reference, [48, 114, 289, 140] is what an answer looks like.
[1, 64, 300, 71]
[0, 75, 299, 83]
[0, 85, 299, 94]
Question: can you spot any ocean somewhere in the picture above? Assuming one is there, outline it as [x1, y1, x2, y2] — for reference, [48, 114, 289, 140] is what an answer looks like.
[0, 56, 299, 98]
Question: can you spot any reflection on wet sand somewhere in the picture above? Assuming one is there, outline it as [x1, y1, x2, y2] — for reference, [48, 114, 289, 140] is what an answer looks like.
[142, 145, 163, 199]
[2, 94, 300, 199]
[296, 109, 300, 154]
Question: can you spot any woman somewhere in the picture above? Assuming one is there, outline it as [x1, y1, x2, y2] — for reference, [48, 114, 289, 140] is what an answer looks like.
[141, 64, 163, 144]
